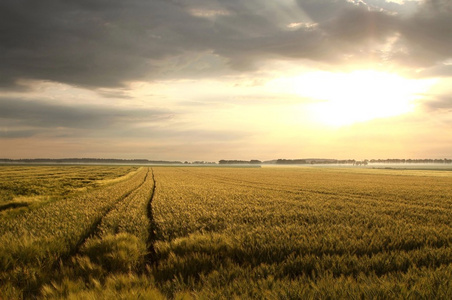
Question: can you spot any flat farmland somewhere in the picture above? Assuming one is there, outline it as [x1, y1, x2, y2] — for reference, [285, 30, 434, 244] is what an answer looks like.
[0, 165, 140, 215]
[1, 166, 452, 299]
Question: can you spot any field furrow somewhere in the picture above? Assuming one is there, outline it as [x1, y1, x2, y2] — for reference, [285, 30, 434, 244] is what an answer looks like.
[55, 167, 155, 273]
[68, 168, 151, 260]
[38, 167, 162, 298]
[146, 168, 159, 264]
[0, 167, 148, 296]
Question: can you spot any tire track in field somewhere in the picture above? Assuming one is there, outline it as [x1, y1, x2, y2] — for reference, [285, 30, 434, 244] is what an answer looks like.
[14, 168, 151, 299]
[145, 167, 158, 265]
[62, 168, 150, 262]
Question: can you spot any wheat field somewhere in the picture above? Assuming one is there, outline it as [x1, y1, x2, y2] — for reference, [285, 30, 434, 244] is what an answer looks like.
[1, 165, 452, 299]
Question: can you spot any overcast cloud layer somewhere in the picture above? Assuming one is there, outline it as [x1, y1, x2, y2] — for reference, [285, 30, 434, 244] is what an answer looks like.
[1, 0, 451, 89]
[1, 0, 451, 160]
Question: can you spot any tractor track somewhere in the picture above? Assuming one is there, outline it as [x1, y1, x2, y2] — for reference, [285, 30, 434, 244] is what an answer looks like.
[58, 168, 150, 264]
[145, 167, 158, 265]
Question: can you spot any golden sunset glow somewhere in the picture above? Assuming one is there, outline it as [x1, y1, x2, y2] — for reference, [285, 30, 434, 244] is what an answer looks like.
[1, 0, 451, 160]
[290, 70, 435, 126]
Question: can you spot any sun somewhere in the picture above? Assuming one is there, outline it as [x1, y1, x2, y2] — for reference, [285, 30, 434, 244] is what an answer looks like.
[290, 70, 433, 126]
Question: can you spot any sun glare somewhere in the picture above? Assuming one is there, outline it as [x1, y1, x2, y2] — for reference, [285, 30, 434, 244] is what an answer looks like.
[290, 70, 434, 126]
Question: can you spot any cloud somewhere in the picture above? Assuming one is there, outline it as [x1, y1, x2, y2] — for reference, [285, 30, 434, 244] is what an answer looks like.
[392, 0, 452, 69]
[0, 129, 39, 139]
[414, 63, 452, 78]
[0, 0, 450, 90]
[0, 97, 173, 134]
[0, 96, 251, 146]
[0, 0, 207, 89]
[422, 94, 452, 112]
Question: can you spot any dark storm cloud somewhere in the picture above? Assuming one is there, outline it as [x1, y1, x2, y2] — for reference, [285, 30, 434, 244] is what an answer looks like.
[0, 0, 450, 90]
[0, 97, 249, 141]
[395, 0, 452, 69]
[321, 8, 397, 44]
[0, 97, 172, 132]
[0, 0, 208, 88]
[0, 129, 39, 139]
[296, 0, 361, 22]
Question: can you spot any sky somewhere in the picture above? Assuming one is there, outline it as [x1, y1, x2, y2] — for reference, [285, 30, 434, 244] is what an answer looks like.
[1, 0, 451, 161]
